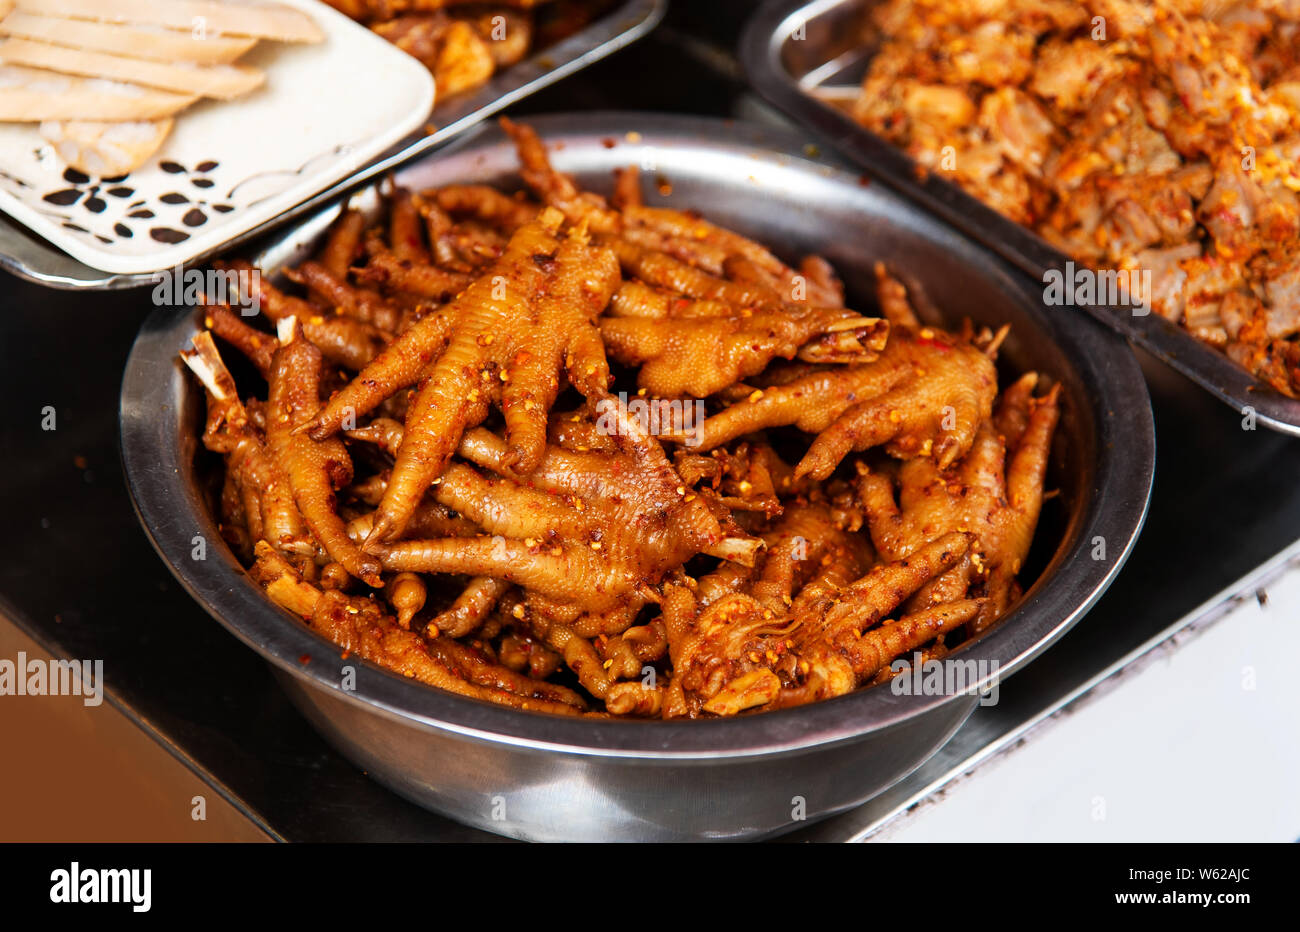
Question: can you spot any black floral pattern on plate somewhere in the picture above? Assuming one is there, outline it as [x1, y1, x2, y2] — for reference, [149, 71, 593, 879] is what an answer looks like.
[38, 163, 235, 243]
[3, 142, 353, 258]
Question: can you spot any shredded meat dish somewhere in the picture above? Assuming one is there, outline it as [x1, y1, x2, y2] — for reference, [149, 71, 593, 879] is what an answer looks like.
[849, 0, 1300, 396]
[323, 0, 615, 99]
[181, 118, 1060, 718]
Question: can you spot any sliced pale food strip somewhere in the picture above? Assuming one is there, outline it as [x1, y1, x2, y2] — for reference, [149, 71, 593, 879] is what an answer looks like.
[0, 12, 258, 64]
[15, 0, 325, 43]
[0, 64, 197, 120]
[0, 38, 264, 99]
[40, 117, 173, 176]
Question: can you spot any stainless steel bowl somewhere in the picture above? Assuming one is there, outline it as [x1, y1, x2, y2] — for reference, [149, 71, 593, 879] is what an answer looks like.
[120, 112, 1155, 842]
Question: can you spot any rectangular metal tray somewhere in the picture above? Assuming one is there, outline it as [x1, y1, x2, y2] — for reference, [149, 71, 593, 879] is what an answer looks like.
[0, 0, 665, 292]
[740, 0, 1300, 435]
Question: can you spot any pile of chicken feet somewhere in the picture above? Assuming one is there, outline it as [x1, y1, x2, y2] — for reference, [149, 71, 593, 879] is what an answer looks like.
[181, 118, 1060, 718]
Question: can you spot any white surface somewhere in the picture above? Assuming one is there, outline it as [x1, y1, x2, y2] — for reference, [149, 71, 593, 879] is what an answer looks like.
[874, 564, 1300, 842]
[0, 0, 434, 274]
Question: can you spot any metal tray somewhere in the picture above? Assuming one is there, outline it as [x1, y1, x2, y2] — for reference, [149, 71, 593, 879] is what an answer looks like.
[740, 0, 1300, 435]
[120, 112, 1154, 842]
[0, 0, 665, 292]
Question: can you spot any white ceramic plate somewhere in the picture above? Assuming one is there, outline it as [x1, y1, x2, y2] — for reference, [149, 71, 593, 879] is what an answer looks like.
[0, 0, 434, 275]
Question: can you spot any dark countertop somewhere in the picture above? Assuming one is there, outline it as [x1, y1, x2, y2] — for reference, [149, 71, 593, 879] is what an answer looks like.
[3, 1, 1298, 842]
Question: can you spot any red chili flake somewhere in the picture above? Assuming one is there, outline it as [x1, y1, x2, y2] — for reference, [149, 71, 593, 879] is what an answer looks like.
[1215, 207, 1240, 227]
[298, 654, 311, 665]
[914, 335, 952, 352]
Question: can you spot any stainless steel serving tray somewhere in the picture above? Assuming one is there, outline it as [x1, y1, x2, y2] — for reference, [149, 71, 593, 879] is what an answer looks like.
[0, 0, 665, 292]
[740, 0, 1300, 435]
[120, 112, 1154, 842]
